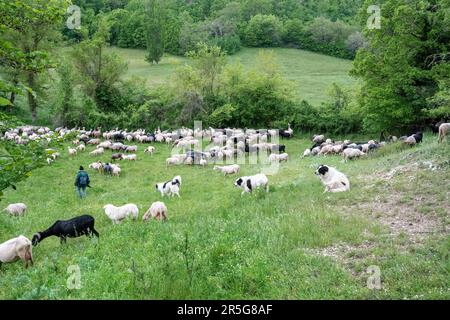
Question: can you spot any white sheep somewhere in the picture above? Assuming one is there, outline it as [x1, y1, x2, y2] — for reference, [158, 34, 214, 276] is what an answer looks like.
[213, 164, 240, 176]
[199, 158, 207, 166]
[103, 204, 139, 224]
[302, 149, 311, 158]
[166, 157, 181, 166]
[144, 146, 155, 155]
[111, 164, 121, 177]
[0, 235, 33, 268]
[123, 154, 137, 161]
[3, 203, 27, 217]
[268, 153, 289, 163]
[143, 202, 168, 221]
[343, 148, 366, 162]
[76, 144, 85, 152]
[68, 147, 77, 156]
[90, 147, 104, 156]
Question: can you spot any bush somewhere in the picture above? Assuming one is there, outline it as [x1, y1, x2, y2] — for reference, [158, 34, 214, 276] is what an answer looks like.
[244, 14, 283, 47]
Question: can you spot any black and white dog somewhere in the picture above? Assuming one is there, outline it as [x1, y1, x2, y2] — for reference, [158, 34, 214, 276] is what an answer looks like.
[315, 165, 350, 193]
[155, 175, 182, 197]
[234, 174, 269, 195]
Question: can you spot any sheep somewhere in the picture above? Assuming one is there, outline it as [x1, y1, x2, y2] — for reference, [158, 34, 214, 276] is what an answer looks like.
[143, 202, 168, 221]
[103, 204, 139, 224]
[3, 203, 27, 217]
[111, 153, 123, 161]
[144, 146, 155, 155]
[76, 144, 86, 152]
[302, 149, 311, 158]
[438, 123, 450, 143]
[0, 235, 33, 269]
[313, 135, 325, 144]
[199, 158, 207, 166]
[268, 153, 289, 163]
[68, 147, 77, 156]
[213, 164, 240, 176]
[32, 215, 99, 246]
[318, 145, 334, 156]
[126, 145, 137, 153]
[403, 135, 417, 146]
[123, 154, 137, 161]
[166, 157, 181, 166]
[89, 161, 103, 172]
[111, 164, 121, 177]
[343, 148, 366, 162]
[87, 139, 101, 145]
[90, 147, 104, 156]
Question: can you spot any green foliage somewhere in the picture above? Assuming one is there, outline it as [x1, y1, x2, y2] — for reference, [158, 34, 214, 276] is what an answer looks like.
[244, 14, 283, 47]
[351, 0, 450, 134]
[144, 0, 164, 64]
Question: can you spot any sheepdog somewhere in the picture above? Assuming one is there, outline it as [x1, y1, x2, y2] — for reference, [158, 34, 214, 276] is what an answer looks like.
[155, 175, 182, 197]
[234, 173, 269, 195]
[315, 165, 350, 193]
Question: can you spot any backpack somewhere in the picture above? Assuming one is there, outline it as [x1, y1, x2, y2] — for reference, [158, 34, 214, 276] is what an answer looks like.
[78, 173, 88, 187]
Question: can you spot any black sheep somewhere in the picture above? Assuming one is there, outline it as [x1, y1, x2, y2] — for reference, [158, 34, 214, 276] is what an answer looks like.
[413, 132, 423, 144]
[32, 215, 99, 246]
[271, 144, 286, 153]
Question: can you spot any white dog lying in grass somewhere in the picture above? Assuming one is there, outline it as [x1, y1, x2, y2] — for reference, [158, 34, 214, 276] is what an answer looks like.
[315, 165, 350, 193]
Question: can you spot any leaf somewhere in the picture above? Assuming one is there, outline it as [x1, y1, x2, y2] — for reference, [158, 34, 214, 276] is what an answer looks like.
[0, 97, 12, 106]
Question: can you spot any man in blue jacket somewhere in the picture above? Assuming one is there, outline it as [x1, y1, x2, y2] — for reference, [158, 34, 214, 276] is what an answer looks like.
[74, 166, 90, 199]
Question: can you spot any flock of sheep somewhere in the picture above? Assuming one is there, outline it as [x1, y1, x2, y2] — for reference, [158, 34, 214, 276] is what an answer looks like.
[1, 121, 449, 269]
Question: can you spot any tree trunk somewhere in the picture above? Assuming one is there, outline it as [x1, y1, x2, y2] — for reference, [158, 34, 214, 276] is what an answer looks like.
[27, 72, 38, 123]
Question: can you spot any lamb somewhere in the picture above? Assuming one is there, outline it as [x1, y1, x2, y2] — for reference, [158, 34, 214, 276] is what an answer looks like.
[343, 148, 366, 162]
[103, 204, 139, 224]
[234, 174, 269, 195]
[68, 147, 77, 156]
[268, 153, 289, 163]
[32, 215, 99, 245]
[144, 146, 155, 155]
[3, 203, 27, 217]
[0, 235, 33, 269]
[143, 202, 168, 221]
[438, 123, 450, 143]
[213, 164, 240, 176]
[90, 147, 104, 156]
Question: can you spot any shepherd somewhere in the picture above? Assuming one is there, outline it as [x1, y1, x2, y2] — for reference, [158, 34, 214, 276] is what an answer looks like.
[74, 166, 91, 199]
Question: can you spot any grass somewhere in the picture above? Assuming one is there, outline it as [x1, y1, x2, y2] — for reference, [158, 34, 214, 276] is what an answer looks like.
[0, 134, 448, 299]
[106, 46, 356, 106]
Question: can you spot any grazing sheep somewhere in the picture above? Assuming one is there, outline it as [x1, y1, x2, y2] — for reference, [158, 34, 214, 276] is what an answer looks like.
[126, 145, 137, 153]
[438, 123, 450, 143]
[302, 149, 311, 158]
[403, 135, 417, 146]
[32, 215, 99, 245]
[111, 164, 121, 177]
[213, 164, 240, 176]
[143, 202, 168, 221]
[144, 146, 155, 155]
[68, 147, 77, 156]
[90, 147, 104, 156]
[268, 153, 289, 163]
[3, 203, 27, 217]
[123, 154, 137, 161]
[166, 157, 181, 166]
[234, 174, 269, 195]
[199, 158, 207, 166]
[76, 144, 85, 152]
[87, 139, 101, 145]
[343, 148, 366, 162]
[103, 204, 139, 224]
[89, 161, 103, 172]
[0, 235, 33, 269]
[111, 153, 123, 161]
[313, 135, 325, 144]
[315, 165, 350, 193]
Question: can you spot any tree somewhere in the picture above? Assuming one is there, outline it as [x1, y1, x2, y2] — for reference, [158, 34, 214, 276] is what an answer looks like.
[145, 0, 164, 64]
[0, 0, 68, 123]
[351, 0, 450, 134]
[244, 14, 283, 47]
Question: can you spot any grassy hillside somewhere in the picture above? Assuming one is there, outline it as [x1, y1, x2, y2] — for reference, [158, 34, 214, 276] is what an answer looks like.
[0, 135, 448, 299]
[107, 47, 356, 106]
